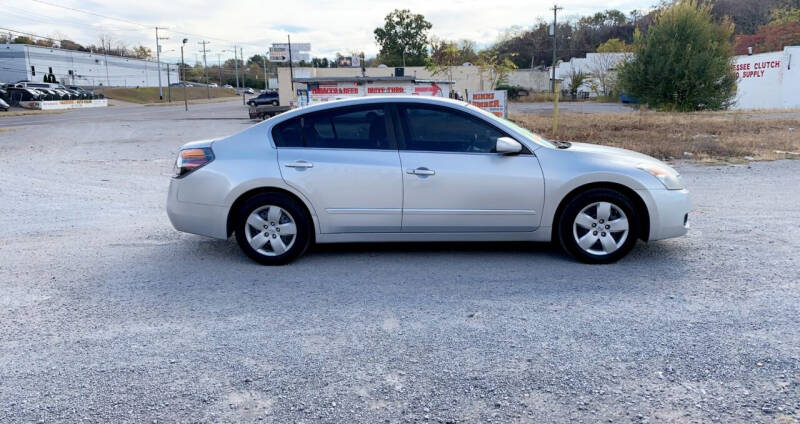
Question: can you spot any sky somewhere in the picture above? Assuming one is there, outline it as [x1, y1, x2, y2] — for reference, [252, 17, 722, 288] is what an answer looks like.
[1, 0, 657, 64]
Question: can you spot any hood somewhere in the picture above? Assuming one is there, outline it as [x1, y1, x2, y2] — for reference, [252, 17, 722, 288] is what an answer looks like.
[566, 142, 668, 168]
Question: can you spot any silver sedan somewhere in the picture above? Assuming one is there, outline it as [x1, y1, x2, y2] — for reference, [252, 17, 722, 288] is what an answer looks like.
[167, 96, 690, 265]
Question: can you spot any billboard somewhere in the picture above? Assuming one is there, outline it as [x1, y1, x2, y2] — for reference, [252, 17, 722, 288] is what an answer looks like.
[306, 81, 449, 105]
[269, 43, 311, 63]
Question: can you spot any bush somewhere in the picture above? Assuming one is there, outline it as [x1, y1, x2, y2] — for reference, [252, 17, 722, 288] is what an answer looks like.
[495, 84, 528, 100]
[619, 0, 737, 111]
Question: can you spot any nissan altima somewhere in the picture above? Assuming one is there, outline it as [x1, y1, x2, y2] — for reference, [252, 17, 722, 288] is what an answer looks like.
[167, 96, 690, 265]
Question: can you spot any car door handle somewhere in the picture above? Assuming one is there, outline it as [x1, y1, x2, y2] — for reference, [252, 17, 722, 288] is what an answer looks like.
[285, 161, 313, 169]
[407, 167, 435, 175]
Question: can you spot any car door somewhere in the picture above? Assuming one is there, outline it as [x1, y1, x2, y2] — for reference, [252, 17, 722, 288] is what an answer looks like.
[396, 103, 545, 232]
[275, 104, 403, 233]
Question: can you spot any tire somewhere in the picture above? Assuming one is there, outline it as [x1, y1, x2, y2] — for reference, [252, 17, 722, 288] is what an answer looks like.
[271, 100, 278, 106]
[234, 193, 312, 265]
[557, 188, 640, 264]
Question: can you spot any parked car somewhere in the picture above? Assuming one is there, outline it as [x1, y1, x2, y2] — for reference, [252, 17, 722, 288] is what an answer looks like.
[0, 97, 9, 111]
[167, 96, 690, 265]
[209, 83, 218, 88]
[247, 90, 279, 107]
[68, 86, 96, 99]
[223, 84, 233, 89]
[244, 87, 255, 94]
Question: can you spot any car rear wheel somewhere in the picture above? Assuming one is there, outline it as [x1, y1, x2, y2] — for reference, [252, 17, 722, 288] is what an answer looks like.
[271, 100, 278, 106]
[557, 188, 640, 264]
[234, 193, 312, 265]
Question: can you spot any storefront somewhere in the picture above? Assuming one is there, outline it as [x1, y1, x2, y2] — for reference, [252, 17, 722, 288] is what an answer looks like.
[292, 76, 453, 106]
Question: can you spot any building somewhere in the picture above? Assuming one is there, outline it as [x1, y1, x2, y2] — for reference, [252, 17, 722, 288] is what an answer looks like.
[0, 43, 178, 88]
[277, 66, 495, 106]
[731, 46, 799, 110]
[291, 76, 453, 106]
[552, 53, 632, 97]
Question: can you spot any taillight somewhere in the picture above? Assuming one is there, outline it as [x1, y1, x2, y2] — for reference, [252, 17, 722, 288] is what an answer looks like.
[173, 147, 214, 178]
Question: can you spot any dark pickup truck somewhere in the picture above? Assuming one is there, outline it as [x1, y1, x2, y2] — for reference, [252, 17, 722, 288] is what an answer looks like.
[247, 91, 279, 107]
[248, 104, 291, 120]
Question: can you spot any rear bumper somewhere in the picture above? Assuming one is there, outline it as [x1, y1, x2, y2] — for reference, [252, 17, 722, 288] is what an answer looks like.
[166, 178, 229, 239]
[643, 188, 691, 241]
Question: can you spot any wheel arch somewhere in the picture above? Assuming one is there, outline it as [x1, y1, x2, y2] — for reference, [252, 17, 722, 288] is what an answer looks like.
[551, 182, 650, 242]
[226, 186, 317, 240]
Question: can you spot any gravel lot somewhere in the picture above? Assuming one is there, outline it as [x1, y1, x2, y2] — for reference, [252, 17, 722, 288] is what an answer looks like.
[1, 101, 798, 423]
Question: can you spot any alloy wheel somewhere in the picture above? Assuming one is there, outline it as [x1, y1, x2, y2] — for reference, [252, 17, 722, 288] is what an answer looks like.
[244, 205, 297, 256]
[572, 201, 630, 256]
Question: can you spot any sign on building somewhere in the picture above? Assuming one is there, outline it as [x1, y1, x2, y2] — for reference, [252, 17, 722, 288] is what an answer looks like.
[468, 90, 508, 117]
[304, 80, 449, 105]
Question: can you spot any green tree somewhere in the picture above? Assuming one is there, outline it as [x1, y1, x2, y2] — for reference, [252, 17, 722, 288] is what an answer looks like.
[374, 9, 432, 66]
[596, 38, 631, 52]
[132, 45, 152, 60]
[619, 0, 736, 111]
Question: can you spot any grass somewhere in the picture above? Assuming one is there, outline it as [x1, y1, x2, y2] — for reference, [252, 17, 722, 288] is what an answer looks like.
[101, 86, 238, 104]
[510, 110, 800, 162]
[0, 109, 68, 118]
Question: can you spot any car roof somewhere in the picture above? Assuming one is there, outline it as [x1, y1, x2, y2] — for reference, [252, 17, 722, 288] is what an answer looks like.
[280, 95, 470, 118]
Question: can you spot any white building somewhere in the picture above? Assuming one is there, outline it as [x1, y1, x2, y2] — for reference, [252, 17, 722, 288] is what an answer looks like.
[731, 46, 799, 110]
[552, 53, 632, 97]
[0, 43, 178, 88]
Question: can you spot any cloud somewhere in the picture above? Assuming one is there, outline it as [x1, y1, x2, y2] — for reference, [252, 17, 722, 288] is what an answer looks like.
[5, 0, 656, 61]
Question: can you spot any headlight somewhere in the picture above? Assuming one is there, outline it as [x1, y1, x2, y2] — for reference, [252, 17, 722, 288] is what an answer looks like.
[637, 163, 684, 190]
[173, 147, 214, 178]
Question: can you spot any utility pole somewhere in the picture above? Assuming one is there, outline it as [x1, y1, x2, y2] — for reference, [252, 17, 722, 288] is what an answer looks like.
[241, 46, 246, 105]
[233, 46, 240, 93]
[199, 40, 210, 99]
[217, 53, 223, 85]
[262, 53, 269, 89]
[181, 38, 188, 111]
[155, 26, 169, 100]
[166, 63, 171, 102]
[288, 34, 295, 98]
[551, 5, 562, 93]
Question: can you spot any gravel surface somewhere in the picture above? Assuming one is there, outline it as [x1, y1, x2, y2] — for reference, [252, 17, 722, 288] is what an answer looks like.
[1, 101, 799, 423]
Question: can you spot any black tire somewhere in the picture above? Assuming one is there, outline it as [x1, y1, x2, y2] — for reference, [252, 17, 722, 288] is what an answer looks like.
[271, 100, 278, 106]
[234, 193, 312, 265]
[557, 188, 640, 264]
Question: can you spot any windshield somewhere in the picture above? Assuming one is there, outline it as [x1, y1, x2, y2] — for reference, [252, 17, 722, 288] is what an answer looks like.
[467, 103, 557, 148]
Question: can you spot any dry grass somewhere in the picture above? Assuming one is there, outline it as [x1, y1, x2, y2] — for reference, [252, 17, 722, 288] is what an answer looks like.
[0, 109, 68, 118]
[511, 110, 800, 162]
[101, 86, 238, 104]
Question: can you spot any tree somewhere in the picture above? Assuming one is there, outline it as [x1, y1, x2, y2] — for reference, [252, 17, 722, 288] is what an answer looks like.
[476, 49, 518, 90]
[733, 21, 800, 54]
[768, 7, 800, 25]
[596, 38, 631, 52]
[12, 36, 35, 44]
[132, 45, 152, 60]
[619, 1, 736, 111]
[374, 9, 432, 66]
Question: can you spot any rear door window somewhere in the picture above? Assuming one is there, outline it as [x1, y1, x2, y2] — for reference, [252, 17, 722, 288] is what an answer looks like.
[272, 105, 393, 150]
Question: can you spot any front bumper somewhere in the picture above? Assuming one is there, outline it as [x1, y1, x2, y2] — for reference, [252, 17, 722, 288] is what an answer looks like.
[166, 178, 229, 239]
[641, 188, 691, 241]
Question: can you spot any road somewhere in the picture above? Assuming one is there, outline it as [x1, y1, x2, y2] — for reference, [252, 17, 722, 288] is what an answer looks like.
[1, 101, 798, 423]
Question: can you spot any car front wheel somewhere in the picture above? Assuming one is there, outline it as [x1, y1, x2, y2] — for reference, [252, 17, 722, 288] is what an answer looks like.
[234, 193, 312, 265]
[557, 188, 640, 264]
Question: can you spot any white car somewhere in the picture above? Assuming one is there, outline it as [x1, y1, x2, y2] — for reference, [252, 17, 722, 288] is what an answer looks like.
[209, 83, 218, 88]
[168, 96, 690, 265]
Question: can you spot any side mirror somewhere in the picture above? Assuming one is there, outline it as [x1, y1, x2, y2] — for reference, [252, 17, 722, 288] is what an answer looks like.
[496, 137, 522, 155]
